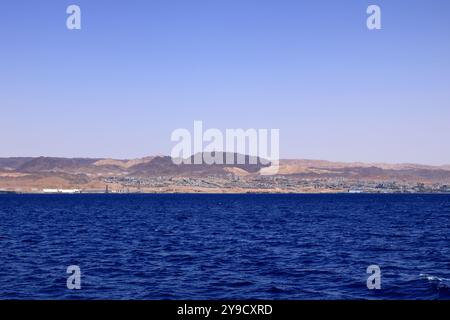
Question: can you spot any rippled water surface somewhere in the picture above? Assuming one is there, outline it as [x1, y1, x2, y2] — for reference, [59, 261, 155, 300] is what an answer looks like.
[0, 194, 449, 299]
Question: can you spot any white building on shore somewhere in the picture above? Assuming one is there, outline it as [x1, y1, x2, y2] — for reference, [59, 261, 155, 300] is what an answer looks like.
[42, 189, 81, 194]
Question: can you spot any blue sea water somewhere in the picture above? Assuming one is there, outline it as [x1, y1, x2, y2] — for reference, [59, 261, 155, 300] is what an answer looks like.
[0, 194, 449, 300]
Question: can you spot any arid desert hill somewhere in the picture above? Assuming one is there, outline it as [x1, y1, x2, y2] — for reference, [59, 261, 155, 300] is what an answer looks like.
[1, 154, 450, 193]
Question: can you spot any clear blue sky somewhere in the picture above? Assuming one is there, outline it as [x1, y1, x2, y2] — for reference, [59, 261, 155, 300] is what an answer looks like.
[1, 0, 449, 164]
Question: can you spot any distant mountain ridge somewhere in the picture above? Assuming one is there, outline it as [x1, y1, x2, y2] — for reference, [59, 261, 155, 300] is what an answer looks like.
[1, 154, 450, 193]
[0, 153, 270, 176]
[16, 157, 99, 173]
[1, 155, 448, 174]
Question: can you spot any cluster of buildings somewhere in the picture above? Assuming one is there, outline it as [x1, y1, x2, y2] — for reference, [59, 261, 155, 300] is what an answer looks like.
[102, 175, 450, 193]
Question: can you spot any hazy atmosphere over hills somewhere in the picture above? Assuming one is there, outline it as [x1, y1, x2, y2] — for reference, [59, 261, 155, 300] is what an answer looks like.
[1, 155, 450, 194]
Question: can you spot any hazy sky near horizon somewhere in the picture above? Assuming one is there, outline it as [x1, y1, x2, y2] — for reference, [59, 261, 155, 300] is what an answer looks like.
[1, 0, 450, 164]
